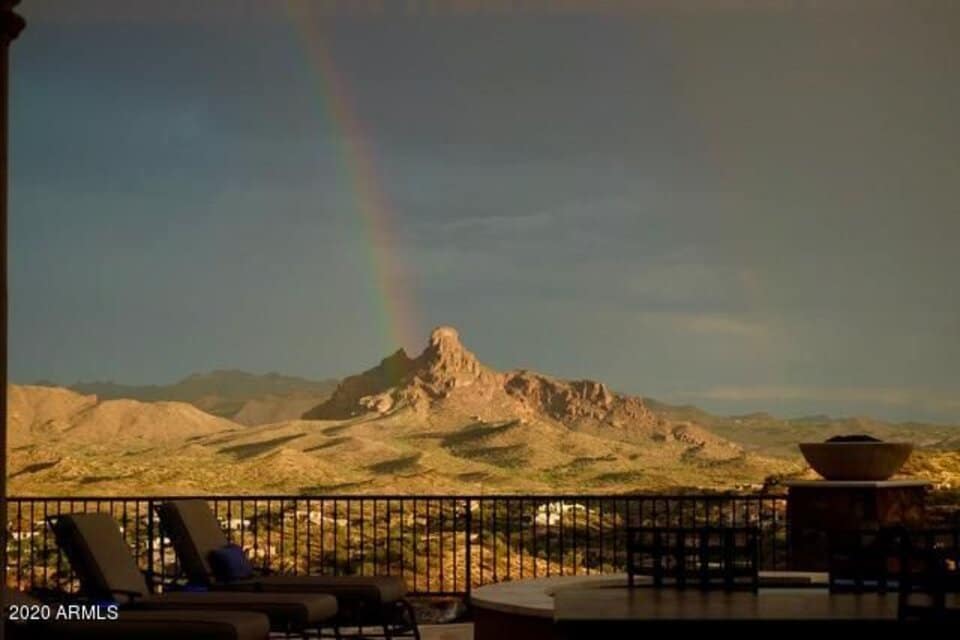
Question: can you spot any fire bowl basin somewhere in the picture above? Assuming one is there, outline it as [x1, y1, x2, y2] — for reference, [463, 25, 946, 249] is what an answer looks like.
[799, 442, 913, 481]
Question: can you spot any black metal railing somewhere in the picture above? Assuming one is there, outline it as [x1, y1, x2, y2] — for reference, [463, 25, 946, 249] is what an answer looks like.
[6, 494, 788, 596]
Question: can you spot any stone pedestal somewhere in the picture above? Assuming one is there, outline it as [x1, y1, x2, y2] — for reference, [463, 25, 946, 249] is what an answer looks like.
[786, 480, 929, 570]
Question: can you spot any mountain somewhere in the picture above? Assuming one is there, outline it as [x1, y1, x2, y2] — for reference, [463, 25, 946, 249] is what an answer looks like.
[10, 326, 960, 496]
[65, 370, 337, 425]
[304, 326, 728, 451]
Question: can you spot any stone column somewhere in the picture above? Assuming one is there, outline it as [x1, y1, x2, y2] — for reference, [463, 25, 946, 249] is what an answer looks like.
[0, 0, 25, 623]
[786, 480, 929, 570]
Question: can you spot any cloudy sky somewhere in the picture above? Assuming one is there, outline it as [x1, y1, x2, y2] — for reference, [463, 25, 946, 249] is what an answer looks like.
[10, 1, 960, 422]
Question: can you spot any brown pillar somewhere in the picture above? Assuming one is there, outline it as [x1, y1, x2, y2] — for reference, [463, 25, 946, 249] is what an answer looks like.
[0, 0, 25, 627]
[786, 480, 928, 570]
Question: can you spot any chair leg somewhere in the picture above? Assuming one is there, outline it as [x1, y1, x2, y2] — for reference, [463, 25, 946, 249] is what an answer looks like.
[388, 600, 419, 640]
[407, 599, 421, 640]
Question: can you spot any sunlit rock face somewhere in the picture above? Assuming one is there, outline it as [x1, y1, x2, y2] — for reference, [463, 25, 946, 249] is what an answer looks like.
[303, 326, 497, 419]
[300, 326, 730, 452]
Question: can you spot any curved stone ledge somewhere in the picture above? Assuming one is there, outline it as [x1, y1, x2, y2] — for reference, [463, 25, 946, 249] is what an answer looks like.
[470, 572, 829, 640]
[472, 574, 631, 618]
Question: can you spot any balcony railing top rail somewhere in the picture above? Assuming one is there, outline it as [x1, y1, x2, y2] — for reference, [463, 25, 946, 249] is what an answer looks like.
[6, 492, 787, 499]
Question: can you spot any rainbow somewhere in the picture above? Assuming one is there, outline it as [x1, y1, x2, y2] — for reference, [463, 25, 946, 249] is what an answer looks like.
[283, 2, 421, 354]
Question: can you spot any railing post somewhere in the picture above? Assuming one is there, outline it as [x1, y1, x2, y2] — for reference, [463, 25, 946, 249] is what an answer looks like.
[782, 495, 791, 570]
[464, 498, 472, 597]
[146, 498, 156, 593]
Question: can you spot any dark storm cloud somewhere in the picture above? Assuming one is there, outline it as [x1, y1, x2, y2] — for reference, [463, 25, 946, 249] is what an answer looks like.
[9, 1, 960, 422]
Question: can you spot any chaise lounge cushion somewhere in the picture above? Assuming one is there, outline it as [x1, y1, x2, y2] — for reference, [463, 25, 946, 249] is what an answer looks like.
[134, 590, 337, 630]
[49, 513, 151, 604]
[157, 499, 408, 604]
[156, 500, 232, 585]
[223, 574, 408, 604]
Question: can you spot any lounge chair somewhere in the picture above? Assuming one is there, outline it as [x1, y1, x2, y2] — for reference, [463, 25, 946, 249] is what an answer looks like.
[156, 499, 419, 639]
[48, 513, 339, 638]
[5, 589, 271, 640]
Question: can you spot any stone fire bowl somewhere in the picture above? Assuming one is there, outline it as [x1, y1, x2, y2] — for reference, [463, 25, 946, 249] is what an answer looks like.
[798, 442, 913, 481]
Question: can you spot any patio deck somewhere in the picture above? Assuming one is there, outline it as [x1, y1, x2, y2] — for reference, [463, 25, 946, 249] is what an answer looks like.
[472, 572, 957, 636]
[421, 623, 474, 640]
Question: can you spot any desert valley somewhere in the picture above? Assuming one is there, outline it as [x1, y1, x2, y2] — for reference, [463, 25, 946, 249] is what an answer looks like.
[8, 327, 960, 496]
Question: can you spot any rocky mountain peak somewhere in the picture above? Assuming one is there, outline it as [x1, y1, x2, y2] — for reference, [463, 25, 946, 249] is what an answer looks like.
[304, 326, 659, 432]
[430, 325, 461, 349]
[418, 326, 486, 383]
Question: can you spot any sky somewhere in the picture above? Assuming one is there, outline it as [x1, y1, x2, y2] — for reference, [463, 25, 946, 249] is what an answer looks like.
[9, 0, 960, 423]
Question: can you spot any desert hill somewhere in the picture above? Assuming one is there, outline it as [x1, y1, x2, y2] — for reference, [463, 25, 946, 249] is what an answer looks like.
[8, 385, 246, 495]
[9, 385, 239, 447]
[7, 384, 98, 449]
[63, 370, 337, 425]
